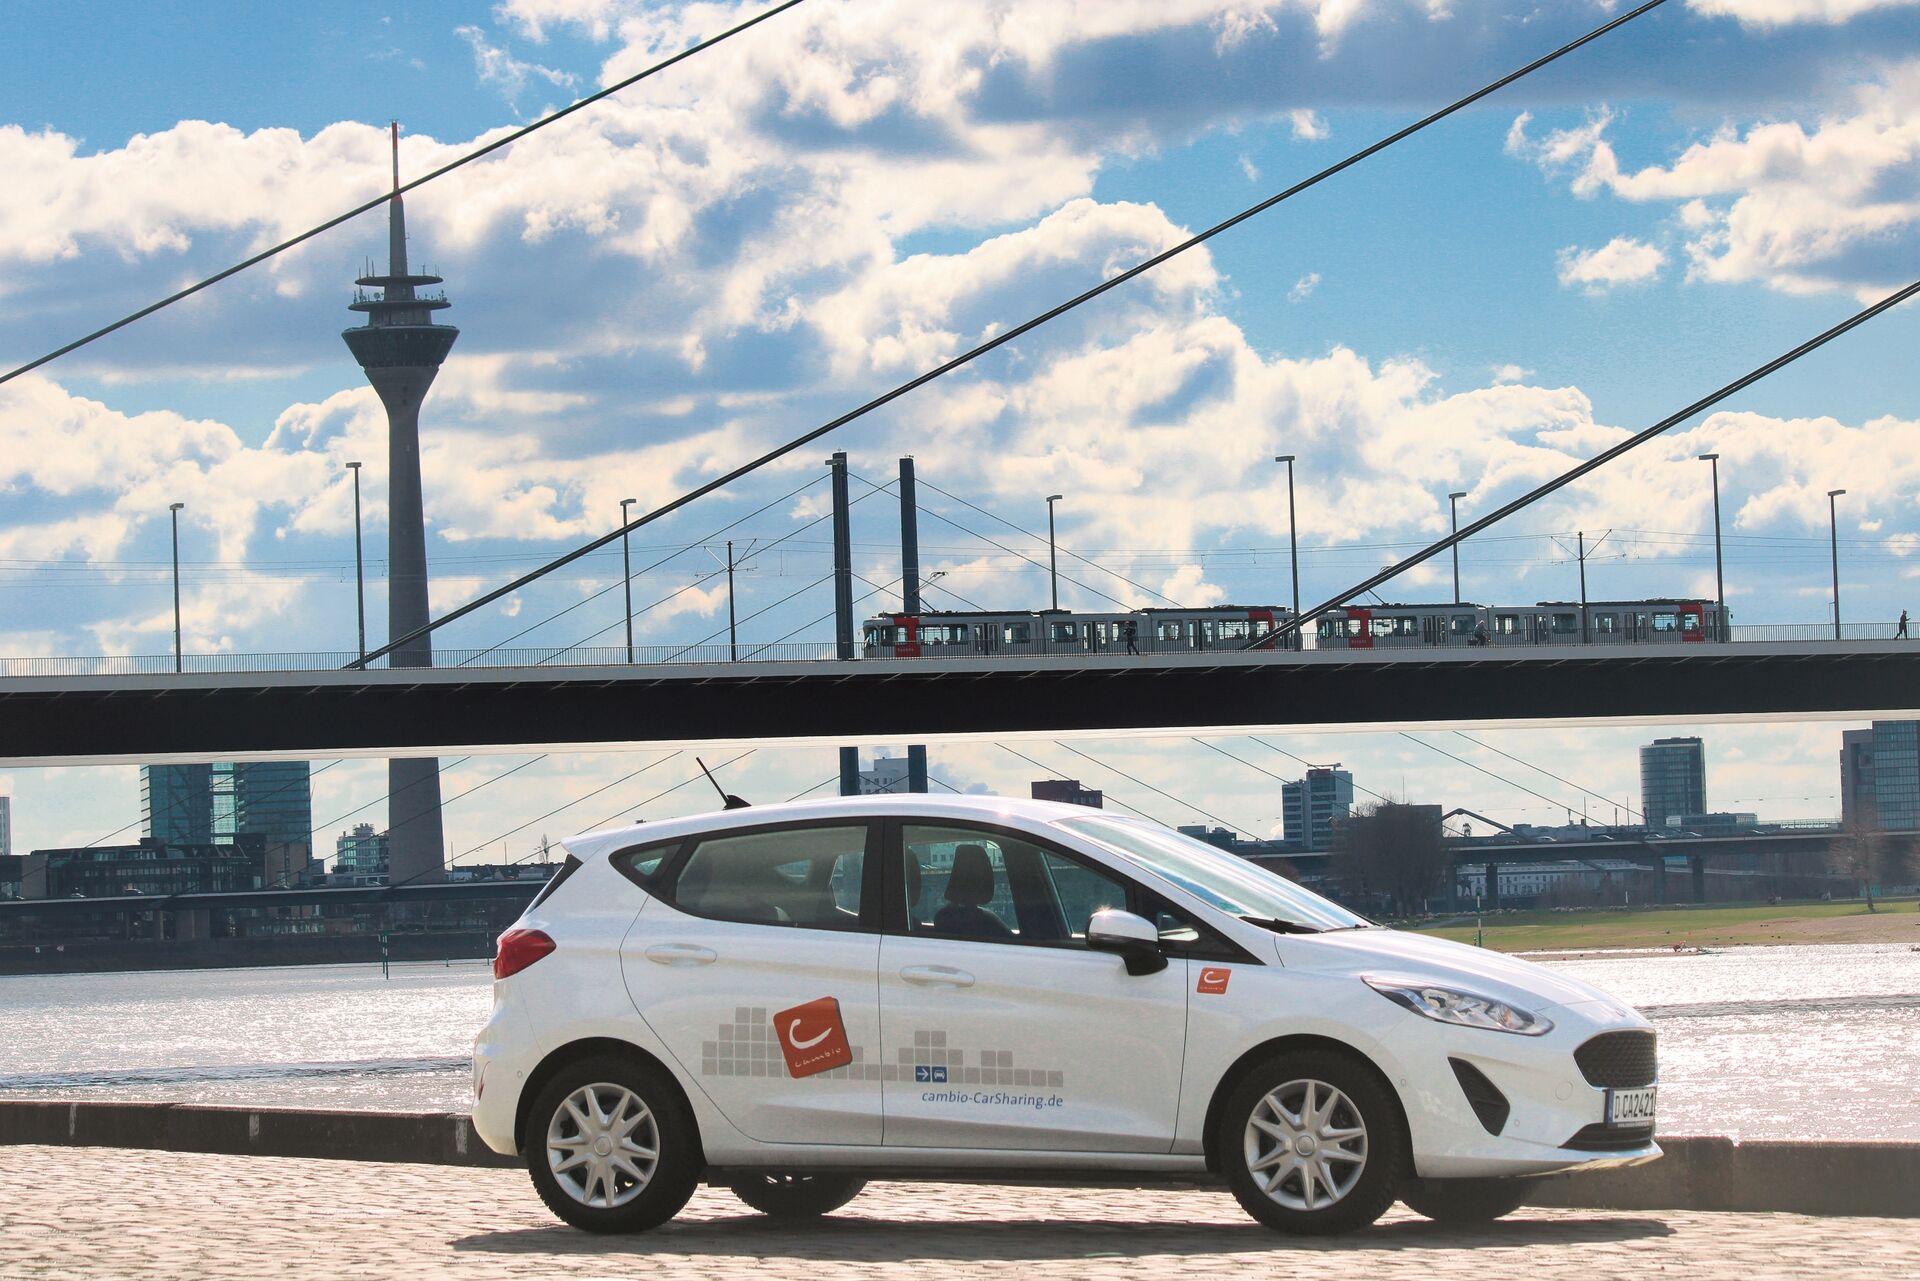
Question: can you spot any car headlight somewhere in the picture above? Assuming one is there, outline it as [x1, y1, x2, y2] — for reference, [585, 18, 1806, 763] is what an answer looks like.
[1364, 976, 1554, 1036]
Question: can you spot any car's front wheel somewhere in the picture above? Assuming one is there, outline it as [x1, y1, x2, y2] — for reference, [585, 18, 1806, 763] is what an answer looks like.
[524, 1055, 699, 1233]
[1218, 1048, 1406, 1235]
[726, 1173, 867, 1218]
[1400, 1176, 1532, 1224]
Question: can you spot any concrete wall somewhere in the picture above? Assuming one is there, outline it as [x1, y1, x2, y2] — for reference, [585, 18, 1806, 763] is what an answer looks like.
[2, 1102, 1916, 1217]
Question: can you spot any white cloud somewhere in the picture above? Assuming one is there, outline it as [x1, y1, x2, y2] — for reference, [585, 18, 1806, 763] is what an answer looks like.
[1511, 66, 1920, 300]
[1687, 0, 1920, 26]
[1288, 271, 1321, 301]
[1287, 109, 1329, 141]
[455, 26, 580, 115]
[1555, 236, 1667, 292]
[1490, 363, 1533, 383]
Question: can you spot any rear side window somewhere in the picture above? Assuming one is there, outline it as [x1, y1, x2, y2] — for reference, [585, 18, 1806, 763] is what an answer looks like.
[611, 839, 683, 891]
[669, 824, 869, 929]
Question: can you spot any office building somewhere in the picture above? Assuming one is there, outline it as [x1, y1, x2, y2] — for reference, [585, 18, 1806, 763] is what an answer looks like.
[336, 823, 390, 875]
[0, 795, 10, 857]
[1841, 728, 1877, 828]
[1640, 737, 1706, 828]
[1870, 721, 1920, 831]
[142, 762, 312, 850]
[342, 124, 458, 887]
[24, 834, 265, 899]
[1283, 767, 1353, 852]
[858, 757, 912, 795]
[1031, 779, 1104, 809]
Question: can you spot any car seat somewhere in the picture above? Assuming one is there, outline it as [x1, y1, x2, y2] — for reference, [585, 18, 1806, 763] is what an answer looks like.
[932, 844, 1011, 937]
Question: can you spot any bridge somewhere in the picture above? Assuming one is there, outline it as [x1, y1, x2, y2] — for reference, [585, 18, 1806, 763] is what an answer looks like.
[3, 639, 1915, 767]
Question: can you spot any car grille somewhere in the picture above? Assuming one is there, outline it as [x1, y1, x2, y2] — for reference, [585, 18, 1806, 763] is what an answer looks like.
[1573, 1030, 1657, 1088]
[1563, 1122, 1655, 1152]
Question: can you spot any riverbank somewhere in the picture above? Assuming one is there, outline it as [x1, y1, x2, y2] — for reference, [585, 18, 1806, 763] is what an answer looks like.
[1412, 899, 1920, 952]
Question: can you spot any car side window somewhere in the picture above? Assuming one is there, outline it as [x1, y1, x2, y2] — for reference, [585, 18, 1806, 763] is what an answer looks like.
[901, 824, 1129, 947]
[669, 824, 867, 929]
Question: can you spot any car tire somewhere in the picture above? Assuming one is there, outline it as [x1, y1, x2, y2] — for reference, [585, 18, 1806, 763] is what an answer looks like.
[726, 1173, 868, 1218]
[1217, 1048, 1406, 1235]
[524, 1054, 700, 1233]
[1400, 1177, 1532, 1224]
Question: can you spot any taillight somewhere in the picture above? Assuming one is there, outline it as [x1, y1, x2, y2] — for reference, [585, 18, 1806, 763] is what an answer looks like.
[494, 928, 556, 979]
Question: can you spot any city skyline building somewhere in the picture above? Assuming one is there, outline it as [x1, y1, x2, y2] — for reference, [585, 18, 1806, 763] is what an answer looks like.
[857, 756, 912, 795]
[335, 823, 391, 876]
[1283, 767, 1353, 852]
[1030, 779, 1104, 809]
[1841, 728, 1877, 829]
[1869, 721, 1920, 831]
[342, 122, 458, 887]
[141, 764, 215, 846]
[0, 795, 10, 857]
[1640, 736, 1707, 828]
[141, 762, 311, 850]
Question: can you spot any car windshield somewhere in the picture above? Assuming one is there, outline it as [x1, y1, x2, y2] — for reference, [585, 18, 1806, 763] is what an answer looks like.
[1054, 815, 1371, 933]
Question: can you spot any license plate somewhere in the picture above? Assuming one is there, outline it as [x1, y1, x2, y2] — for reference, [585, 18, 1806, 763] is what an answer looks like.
[1606, 1085, 1657, 1126]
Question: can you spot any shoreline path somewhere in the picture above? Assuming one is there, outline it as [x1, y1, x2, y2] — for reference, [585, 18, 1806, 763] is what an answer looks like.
[0, 1146, 1912, 1279]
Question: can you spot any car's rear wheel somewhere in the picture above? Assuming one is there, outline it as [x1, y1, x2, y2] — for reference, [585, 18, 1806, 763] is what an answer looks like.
[1400, 1176, 1532, 1224]
[525, 1055, 699, 1233]
[726, 1173, 868, 1218]
[1218, 1048, 1406, 1235]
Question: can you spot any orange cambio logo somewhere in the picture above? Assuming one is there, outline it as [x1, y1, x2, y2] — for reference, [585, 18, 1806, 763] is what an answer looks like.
[772, 996, 853, 1077]
[1196, 966, 1232, 995]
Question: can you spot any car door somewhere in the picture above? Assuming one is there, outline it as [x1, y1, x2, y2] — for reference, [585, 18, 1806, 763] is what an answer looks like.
[877, 820, 1189, 1152]
[621, 819, 883, 1145]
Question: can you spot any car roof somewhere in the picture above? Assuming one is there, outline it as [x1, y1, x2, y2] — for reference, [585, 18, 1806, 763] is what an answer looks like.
[560, 792, 1120, 861]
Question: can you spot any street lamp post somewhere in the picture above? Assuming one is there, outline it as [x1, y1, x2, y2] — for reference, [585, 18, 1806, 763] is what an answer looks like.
[1698, 454, 1724, 640]
[1045, 493, 1064, 611]
[619, 497, 637, 663]
[1276, 456, 1300, 618]
[168, 502, 185, 673]
[346, 461, 366, 662]
[1828, 488, 1847, 639]
[1448, 491, 1468, 603]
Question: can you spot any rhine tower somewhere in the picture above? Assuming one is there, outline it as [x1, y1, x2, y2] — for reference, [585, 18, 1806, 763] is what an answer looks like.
[342, 123, 457, 885]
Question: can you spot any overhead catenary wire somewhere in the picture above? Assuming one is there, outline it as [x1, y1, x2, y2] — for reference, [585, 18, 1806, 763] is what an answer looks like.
[1050, 740, 1262, 836]
[1248, 273, 1920, 647]
[1450, 731, 1644, 824]
[0, 0, 813, 388]
[349, 0, 1675, 672]
[995, 744, 1167, 826]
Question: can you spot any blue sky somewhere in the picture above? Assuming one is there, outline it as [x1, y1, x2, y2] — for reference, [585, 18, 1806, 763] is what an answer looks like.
[2, 0, 1918, 856]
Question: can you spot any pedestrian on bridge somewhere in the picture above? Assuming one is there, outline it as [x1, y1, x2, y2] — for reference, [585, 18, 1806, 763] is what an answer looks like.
[1124, 619, 1140, 655]
[1899, 610, 1909, 639]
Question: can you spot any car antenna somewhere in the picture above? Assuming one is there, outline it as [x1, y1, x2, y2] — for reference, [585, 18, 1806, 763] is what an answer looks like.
[697, 756, 751, 809]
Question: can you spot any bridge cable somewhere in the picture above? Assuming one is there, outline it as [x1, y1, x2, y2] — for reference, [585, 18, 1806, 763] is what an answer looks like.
[0, 0, 813, 388]
[1396, 733, 1595, 826]
[440, 751, 689, 872]
[995, 744, 1168, 827]
[564, 751, 755, 843]
[84, 759, 344, 852]
[1050, 740, 1263, 835]
[1187, 736, 1466, 839]
[348, 0, 1674, 672]
[1450, 730, 1644, 825]
[1245, 273, 1920, 647]
[848, 470, 1140, 612]
[909, 475, 1185, 608]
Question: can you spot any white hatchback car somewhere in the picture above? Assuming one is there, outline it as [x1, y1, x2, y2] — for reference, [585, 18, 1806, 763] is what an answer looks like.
[472, 795, 1658, 1235]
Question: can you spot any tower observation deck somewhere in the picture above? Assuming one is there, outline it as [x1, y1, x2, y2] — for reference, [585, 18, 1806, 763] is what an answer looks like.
[341, 122, 458, 886]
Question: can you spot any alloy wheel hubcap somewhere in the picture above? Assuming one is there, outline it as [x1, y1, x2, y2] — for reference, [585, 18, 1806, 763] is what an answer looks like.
[1243, 1078, 1369, 1212]
[546, 1082, 659, 1209]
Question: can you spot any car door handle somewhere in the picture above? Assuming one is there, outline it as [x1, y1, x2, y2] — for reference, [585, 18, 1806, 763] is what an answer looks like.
[899, 964, 974, 988]
[645, 943, 718, 966]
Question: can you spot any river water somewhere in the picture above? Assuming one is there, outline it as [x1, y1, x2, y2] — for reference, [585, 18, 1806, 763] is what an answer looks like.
[0, 943, 1915, 1140]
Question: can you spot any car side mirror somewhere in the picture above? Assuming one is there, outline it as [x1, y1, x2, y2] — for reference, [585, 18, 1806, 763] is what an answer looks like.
[1085, 908, 1168, 976]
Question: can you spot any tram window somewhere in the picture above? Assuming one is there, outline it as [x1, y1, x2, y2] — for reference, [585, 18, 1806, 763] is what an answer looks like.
[1317, 619, 1342, 640]
[1494, 614, 1520, 635]
[1159, 621, 1184, 642]
[1393, 617, 1419, 637]
[1550, 613, 1577, 634]
[1049, 622, 1078, 643]
[923, 624, 971, 645]
[1652, 612, 1679, 633]
[1450, 615, 1476, 635]
[1679, 613, 1702, 634]
[1002, 623, 1031, 644]
[1346, 618, 1367, 638]
[1217, 620, 1250, 641]
[1593, 613, 1618, 635]
[864, 627, 886, 647]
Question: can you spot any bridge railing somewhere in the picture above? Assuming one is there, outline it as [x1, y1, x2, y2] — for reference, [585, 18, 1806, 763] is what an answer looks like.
[1726, 622, 1902, 643]
[0, 642, 841, 678]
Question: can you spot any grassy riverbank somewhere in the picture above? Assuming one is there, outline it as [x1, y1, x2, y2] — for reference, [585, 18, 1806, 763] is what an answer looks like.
[1410, 898, 1920, 952]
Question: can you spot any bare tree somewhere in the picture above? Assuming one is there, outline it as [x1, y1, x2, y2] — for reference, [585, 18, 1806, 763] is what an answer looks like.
[1336, 802, 1447, 916]
[1829, 819, 1909, 912]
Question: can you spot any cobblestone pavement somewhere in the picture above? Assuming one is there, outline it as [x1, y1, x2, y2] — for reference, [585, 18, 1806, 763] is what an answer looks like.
[0, 1146, 1913, 1280]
